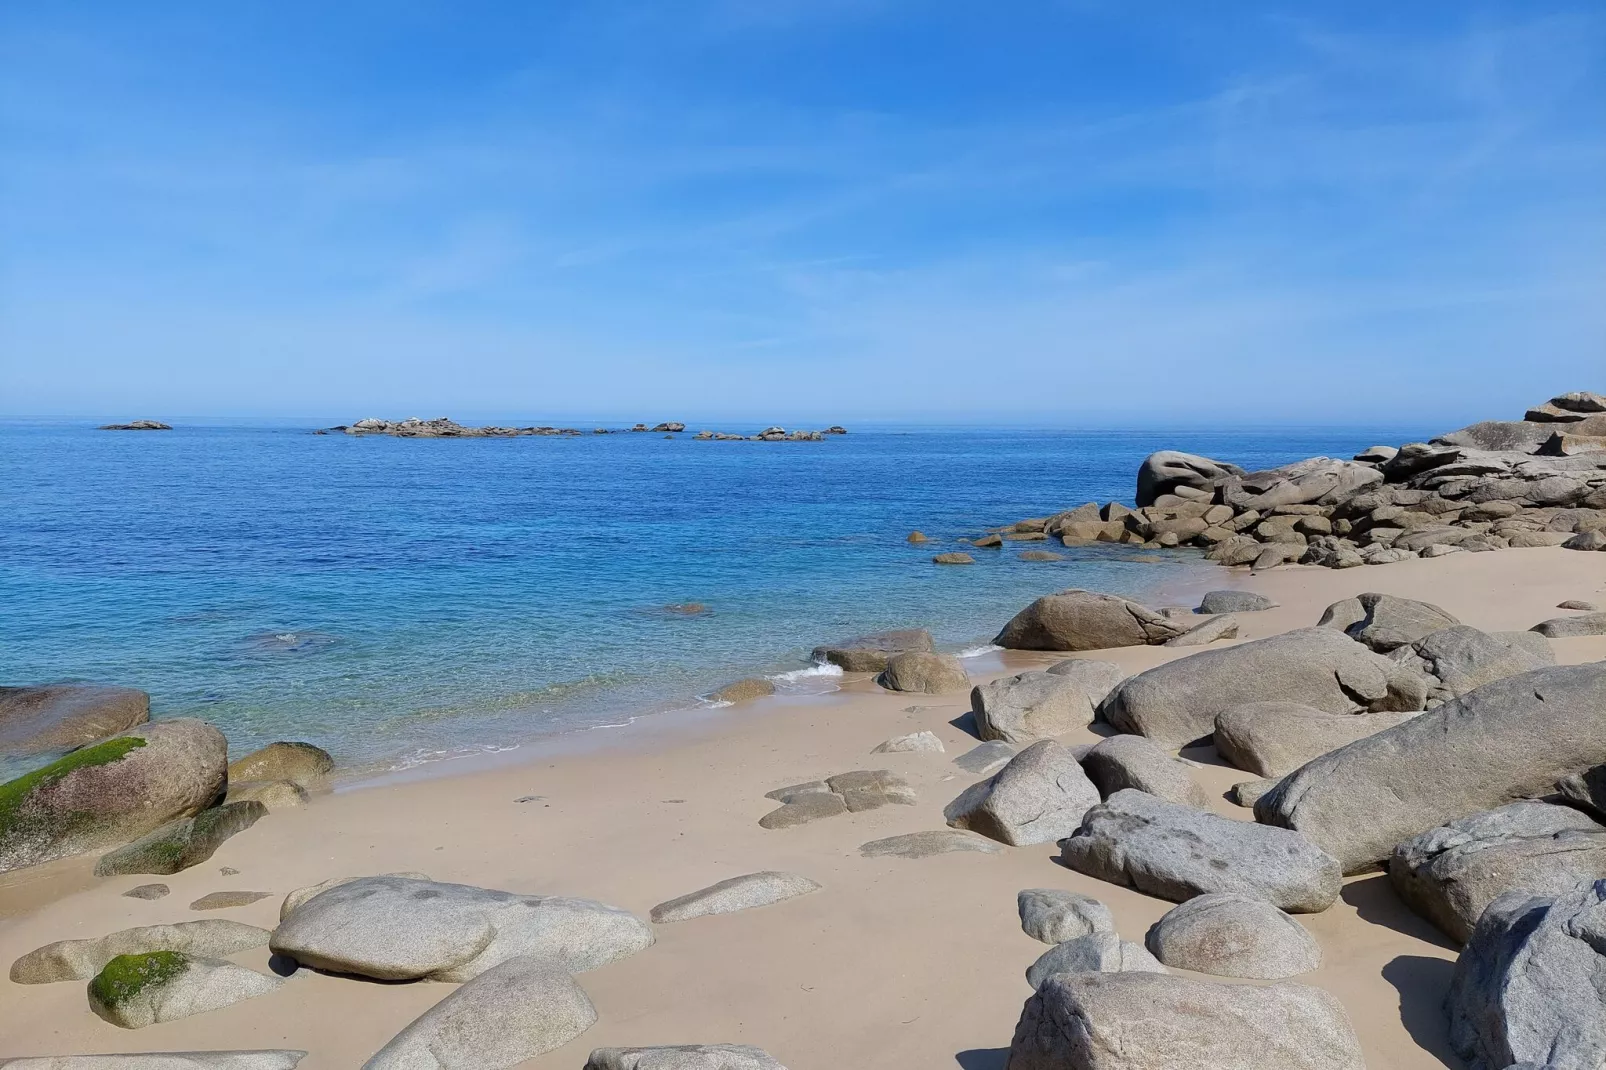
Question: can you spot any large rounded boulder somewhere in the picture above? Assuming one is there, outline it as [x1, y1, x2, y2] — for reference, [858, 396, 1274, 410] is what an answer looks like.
[995, 591, 1186, 652]
[0, 719, 227, 873]
[1136, 452, 1243, 507]
[0, 684, 149, 757]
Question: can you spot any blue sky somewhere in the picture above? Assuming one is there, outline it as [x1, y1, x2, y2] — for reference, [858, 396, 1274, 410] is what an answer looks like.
[1, 2, 1602, 424]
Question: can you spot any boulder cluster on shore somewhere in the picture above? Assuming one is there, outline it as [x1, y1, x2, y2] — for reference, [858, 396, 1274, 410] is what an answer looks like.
[974, 390, 1606, 569]
[312, 417, 847, 441]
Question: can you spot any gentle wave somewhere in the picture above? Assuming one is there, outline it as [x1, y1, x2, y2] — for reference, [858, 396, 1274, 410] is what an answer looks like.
[956, 643, 1003, 658]
[769, 662, 845, 683]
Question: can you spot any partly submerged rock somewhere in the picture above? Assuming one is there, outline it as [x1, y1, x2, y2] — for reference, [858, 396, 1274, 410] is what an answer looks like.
[95, 802, 266, 877]
[1144, 893, 1321, 979]
[1024, 931, 1166, 990]
[708, 678, 776, 704]
[585, 1046, 787, 1070]
[877, 652, 968, 694]
[361, 956, 597, 1069]
[87, 952, 283, 1028]
[994, 591, 1186, 651]
[858, 830, 1004, 859]
[1061, 789, 1341, 913]
[224, 779, 308, 810]
[11, 920, 270, 984]
[1017, 889, 1114, 946]
[225, 742, 332, 787]
[650, 872, 821, 923]
[810, 630, 934, 673]
[0, 684, 149, 757]
[944, 741, 1099, 847]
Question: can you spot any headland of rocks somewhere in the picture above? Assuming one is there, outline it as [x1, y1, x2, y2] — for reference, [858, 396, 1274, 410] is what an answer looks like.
[314, 418, 849, 441]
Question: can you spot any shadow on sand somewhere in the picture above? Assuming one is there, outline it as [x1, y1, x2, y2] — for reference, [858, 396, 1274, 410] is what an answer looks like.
[954, 1048, 1009, 1070]
[1342, 874, 1459, 950]
[1382, 955, 1467, 1069]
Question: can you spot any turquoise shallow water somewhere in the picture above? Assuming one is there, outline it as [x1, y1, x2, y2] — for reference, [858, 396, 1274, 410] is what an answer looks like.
[0, 420, 1424, 775]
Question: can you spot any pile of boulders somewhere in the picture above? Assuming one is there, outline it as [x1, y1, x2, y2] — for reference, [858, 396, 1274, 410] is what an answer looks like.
[987, 391, 1606, 568]
[322, 417, 587, 437]
[693, 426, 841, 441]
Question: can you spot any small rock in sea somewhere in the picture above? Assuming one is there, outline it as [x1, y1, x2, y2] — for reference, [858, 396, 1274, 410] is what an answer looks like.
[906, 531, 929, 543]
[586, 1046, 787, 1070]
[1019, 550, 1063, 561]
[122, 884, 170, 901]
[973, 533, 1003, 548]
[649, 871, 821, 923]
[952, 741, 1015, 775]
[1558, 599, 1601, 611]
[662, 602, 709, 615]
[88, 952, 284, 1028]
[1145, 893, 1322, 979]
[708, 677, 776, 704]
[97, 420, 172, 431]
[1017, 888, 1114, 945]
[191, 891, 274, 911]
[812, 628, 935, 672]
[872, 730, 944, 755]
[10, 920, 271, 983]
[933, 552, 974, 564]
[858, 830, 1004, 859]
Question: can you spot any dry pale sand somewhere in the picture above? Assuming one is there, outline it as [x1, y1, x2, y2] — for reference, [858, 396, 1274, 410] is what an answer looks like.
[1, 547, 1603, 1068]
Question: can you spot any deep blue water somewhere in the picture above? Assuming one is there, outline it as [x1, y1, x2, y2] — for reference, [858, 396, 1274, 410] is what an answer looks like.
[0, 420, 1424, 775]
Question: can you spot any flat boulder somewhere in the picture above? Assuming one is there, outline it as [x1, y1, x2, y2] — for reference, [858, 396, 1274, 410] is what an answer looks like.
[94, 802, 266, 876]
[1144, 893, 1321, 979]
[1198, 590, 1277, 614]
[1061, 789, 1341, 912]
[876, 652, 968, 694]
[871, 730, 943, 754]
[994, 591, 1186, 651]
[944, 741, 1099, 847]
[1391, 802, 1606, 943]
[952, 741, 1015, 775]
[810, 629, 934, 673]
[650, 872, 820, 923]
[757, 792, 846, 829]
[1447, 881, 1606, 1070]
[1257, 663, 1606, 873]
[1079, 735, 1210, 807]
[1099, 628, 1424, 747]
[971, 672, 1097, 744]
[0, 685, 149, 757]
[1024, 931, 1165, 990]
[88, 952, 283, 1029]
[1390, 625, 1555, 704]
[1017, 889, 1114, 945]
[1008, 971, 1365, 1070]
[362, 956, 596, 1069]
[0, 719, 228, 873]
[858, 830, 1003, 859]
[269, 875, 654, 982]
[824, 769, 916, 812]
[0, 1054, 305, 1069]
[1213, 702, 1420, 778]
[1531, 611, 1606, 637]
[11, 920, 270, 984]
[225, 742, 332, 787]
[586, 1046, 786, 1070]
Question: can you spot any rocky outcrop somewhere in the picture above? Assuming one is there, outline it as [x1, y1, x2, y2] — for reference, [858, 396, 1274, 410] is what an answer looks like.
[1137, 452, 1246, 507]
[586, 1046, 787, 1070]
[877, 652, 968, 693]
[1061, 789, 1341, 912]
[1079, 735, 1210, 807]
[970, 672, 1101, 744]
[0, 685, 149, 757]
[269, 875, 654, 982]
[87, 952, 282, 1028]
[11, 920, 270, 984]
[1099, 628, 1423, 746]
[1017, 889, 1114, 945]
[1390, 802, 1606, 943]
[1213, 702, 1420, 778]
[994, 591, 1186, 651]
[649, 872, 821, 923]
[98, 421, 172, 431]
[362, 956, 596, 1069]
[226, 742, 332, 787]
[1257, 663, 1606, 873]
[1008, 972, 1365, 1070]
[94, 801, 266, 876]
[1144, 893, 1321, 979]
[1024, 932, 1166, 989]
[944, 741, 1099, 847]
[1446, 880, 1606, 1070]
[810, 629, 934, 672]
[1387, 625, 1555, 705]
[0, 719, 227, 873]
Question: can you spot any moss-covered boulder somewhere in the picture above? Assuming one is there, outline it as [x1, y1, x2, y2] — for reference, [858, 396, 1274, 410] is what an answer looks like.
[87, 951, 283, 1028]
[226, 741, 333, 787]
[11, 919, 270, 983]
[0, 719, 227, 873]
[95, 801, 266, 876]
[0, 684, 149, 757]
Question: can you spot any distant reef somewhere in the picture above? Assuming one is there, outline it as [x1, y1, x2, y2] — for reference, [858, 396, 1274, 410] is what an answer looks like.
[98, 420, 172, 431]
[317, 417, 847, 441]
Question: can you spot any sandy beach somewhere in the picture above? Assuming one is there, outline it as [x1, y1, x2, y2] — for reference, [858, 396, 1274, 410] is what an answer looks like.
[2, 546, 1604, 1068]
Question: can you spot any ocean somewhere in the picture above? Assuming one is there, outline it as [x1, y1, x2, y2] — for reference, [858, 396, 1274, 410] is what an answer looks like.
[0, 419, 1425, 777]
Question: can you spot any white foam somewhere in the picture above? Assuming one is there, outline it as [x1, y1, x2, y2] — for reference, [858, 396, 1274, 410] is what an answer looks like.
[388, 741, 521, 772]
[956, 643, 1003, 659]
[769, 661, 844, 683]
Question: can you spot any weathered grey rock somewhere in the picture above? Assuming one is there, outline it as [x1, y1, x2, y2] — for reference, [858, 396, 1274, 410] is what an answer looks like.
[225, 779, 308, 810]
[1024, 931, 1165, 989]
[824, 769, 915, 812]
[952, 741, 1015, 775]
[876, 652, 968, 694]
[0, 719, 228, 874]
[1017, 889, 1114, 945]
[1559, 765, 1606, 820]
[971, 672, 1096, 744]
[1258, 664, 1606, 873]
[1144, 893, 1321, 979]
[0, 685, 149, 757]
[190, 891, 273, 911]
[757, 792, 846, 829]
[94, 802, 266, 877]
[944, 741, 1099, 847]
[650, 872, 820, 923]
[269, 876, 654, 982]
[1136, 451, 1244, 507]
[584, 1046, 786, 1070]
[1226, 457, 1383, 512]
[0, 1054, 305, 1069]
[226, 742, 332, 787]
[995, 590, 1186, 651]
[1213, 702, 1420, 778]
[1100, 628, 1424, 747]
[708, 678, 775, 704]
[362, 956, 596, 1069]
[1161, 614, 1239, 647]
[1354, 445, 1399, 463]
[11, 920, 270, 984]
[123, 883, 170, 900]
[1319, 592, 1460, 652]
[1390, 802, 1606, 943]
[1198, 590, 1277, 614]
[1008, 971, 1365, 1070]
[1558, 599, 1602, 611]
[1531, 611, 1606, 637]
[1229, 778, 1280, 807]
[858, 830, 1003, 858]
[1447, 881, 1606, 1070]
[1043, 659, 1125, 706]
[1390, 625, 1556, 704]
[1079, 735, 1210, 807]
[810, 629, 934, 673]
[88, 953, 283, 1028]
[932, 551, 975, 564]
[1061, 789, 1341, 912]
[871, 730, 943, 754]
[277, 872, 431, 921]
